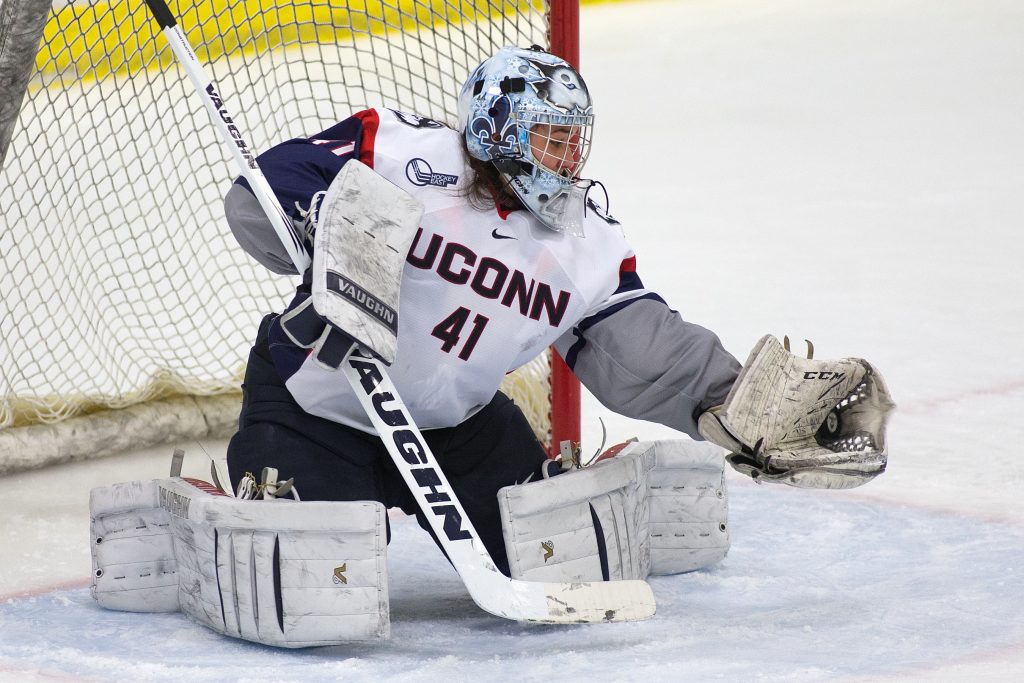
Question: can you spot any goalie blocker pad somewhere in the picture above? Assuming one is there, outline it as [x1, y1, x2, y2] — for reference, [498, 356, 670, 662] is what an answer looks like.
[498, 440, 728, 583]
[90, 478, 389, 646]
[311, 159, 424, 364]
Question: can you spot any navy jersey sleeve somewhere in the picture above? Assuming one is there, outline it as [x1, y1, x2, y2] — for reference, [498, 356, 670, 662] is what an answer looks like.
[224, 110, 380, 274]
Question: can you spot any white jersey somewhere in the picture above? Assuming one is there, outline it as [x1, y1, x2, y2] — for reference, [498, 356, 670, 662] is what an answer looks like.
[226, 108, 739, 438]
[264, 109, 633, 432]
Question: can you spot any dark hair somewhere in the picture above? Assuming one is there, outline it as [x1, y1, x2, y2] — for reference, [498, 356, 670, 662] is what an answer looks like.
[458, 137, 522, 213]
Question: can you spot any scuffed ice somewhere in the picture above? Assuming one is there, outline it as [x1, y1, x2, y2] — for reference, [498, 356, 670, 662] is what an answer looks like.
[2, 490, 1024, 682]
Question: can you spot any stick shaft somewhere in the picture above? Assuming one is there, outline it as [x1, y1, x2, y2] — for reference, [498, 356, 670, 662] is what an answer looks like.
[146, 0, 310, 273]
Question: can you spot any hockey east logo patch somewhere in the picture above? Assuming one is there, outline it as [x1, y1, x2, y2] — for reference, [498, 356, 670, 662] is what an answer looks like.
[406, 158, 458, 187]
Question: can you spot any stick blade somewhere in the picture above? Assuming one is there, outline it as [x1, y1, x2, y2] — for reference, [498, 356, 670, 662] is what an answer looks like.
[540, 579, 657, 624]
[464, 567, 656, 624]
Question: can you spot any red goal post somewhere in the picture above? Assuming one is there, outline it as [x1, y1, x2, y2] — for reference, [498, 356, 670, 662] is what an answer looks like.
[547, 0, 583, 459]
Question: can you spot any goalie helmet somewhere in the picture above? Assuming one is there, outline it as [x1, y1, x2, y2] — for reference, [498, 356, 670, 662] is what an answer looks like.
[457, 45, 595, 236]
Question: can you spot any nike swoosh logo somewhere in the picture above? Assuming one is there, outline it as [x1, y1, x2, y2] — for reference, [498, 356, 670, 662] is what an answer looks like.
[491, 228, 517, 240]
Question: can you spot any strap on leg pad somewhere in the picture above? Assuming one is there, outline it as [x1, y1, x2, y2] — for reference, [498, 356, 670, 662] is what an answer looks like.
[497, 440, 729, 582]
[90, 478, 389, 646]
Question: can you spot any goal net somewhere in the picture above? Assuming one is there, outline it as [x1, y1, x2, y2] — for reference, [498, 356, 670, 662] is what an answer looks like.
[0, 0, 580, 471]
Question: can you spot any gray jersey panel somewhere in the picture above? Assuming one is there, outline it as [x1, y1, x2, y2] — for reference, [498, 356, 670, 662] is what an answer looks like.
[556, 298, 740, 438]
[224, 183, 302, 276]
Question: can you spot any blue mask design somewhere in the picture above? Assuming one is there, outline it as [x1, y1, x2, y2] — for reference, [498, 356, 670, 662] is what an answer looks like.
[469, 95, 520, 157]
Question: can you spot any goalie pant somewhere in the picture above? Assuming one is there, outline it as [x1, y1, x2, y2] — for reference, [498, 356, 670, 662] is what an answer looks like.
[89, 440, 727, 646]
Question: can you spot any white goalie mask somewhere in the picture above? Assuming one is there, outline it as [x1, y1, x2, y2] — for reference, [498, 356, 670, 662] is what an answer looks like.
[458, 46, 595, 236]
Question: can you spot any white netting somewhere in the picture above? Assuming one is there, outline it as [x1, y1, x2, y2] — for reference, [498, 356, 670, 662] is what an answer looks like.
[0, 0, 557, 455]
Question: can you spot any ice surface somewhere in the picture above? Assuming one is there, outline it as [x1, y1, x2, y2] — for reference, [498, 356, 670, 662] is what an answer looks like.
[2, 0, 1024, 680]
[3, 495, 1023, 681]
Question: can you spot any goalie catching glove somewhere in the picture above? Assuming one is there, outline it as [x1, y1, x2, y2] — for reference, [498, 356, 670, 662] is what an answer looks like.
[698, 335, 895, 489]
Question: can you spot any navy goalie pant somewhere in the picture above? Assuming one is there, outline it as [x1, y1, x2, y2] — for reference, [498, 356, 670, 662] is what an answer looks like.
[226, 314, 549, 577]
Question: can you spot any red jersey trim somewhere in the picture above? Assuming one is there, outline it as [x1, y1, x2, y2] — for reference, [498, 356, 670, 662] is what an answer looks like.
[182, 477, 229, 497]
[496, 201, 519, 220]
[619, 256, 637, 273]
[354, 109, 380, 169]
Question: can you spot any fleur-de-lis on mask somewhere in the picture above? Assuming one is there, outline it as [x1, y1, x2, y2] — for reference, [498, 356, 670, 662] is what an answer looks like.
[470, 94, 520, 157]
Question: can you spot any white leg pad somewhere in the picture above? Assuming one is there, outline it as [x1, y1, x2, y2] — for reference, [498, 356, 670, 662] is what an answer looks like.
[90, 480, 179, 612]
[647, 440, 730, 575]
[499, 445, 653, 582]
[498, 440, 729, 583]
[91, 477, 390, 646]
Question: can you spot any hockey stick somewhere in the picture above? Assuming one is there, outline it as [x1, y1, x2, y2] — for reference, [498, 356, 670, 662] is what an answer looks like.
[141, 0, 310, 274]
[142, 0, 656, 624]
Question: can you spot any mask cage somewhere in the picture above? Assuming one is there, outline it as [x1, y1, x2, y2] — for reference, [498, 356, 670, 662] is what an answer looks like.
[516, 110, 594, 181]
